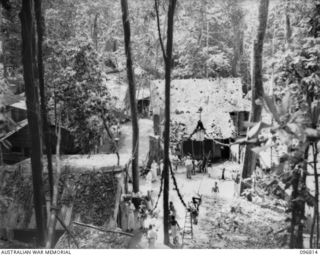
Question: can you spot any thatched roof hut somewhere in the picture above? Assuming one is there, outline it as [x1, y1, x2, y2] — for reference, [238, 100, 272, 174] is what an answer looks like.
[150, 78, 250, 139]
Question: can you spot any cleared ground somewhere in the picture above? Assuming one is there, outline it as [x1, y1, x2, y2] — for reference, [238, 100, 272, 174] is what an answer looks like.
[135, 162, 286, 249]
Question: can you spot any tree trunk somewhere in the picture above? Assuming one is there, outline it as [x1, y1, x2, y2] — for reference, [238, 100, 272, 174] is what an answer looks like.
[297, 148, 308, 248]
[163, 0, 177, 246]
[2, 1, 21, 80]
[34, 0, 54, 203]
[240, 0, 269, 193]
[231, 42, 239, 77]
[290, 168, 301, 248]
[45, 118, 61, 249]
[147, 135, 162, 170]
[205, 20, 209, 78]
[285, 0, 292, 46]
[92, 13, 99, 50]
[121, 0, 139, 193]
[0, 144, 3, 166]
[290, 146, 309, 249]
[20, 0, 46, 246]
[310, 142, 319, 248]
[229, 0, 244, 78]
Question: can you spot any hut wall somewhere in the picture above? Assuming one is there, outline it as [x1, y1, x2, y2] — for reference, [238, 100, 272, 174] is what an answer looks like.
[181, 139, 223, 161]
[10, 107, 27, 123]
[3, 125, 78, 164]
[212, 143, 222, 159]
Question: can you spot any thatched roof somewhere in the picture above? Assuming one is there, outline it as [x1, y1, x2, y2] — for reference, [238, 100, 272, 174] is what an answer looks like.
[104, 76, 128, 110]
[106, 75, 150, 111]
[150, 78, 250, 139]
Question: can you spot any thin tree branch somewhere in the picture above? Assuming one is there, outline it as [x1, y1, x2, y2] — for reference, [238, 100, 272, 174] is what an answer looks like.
[55, 214, 79, 249]
[72, 221, 133, 237]
[154, 0, 167, 63]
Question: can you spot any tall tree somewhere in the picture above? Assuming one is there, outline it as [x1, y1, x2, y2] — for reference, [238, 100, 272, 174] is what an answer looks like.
[34, 0, 54, 202]
[20, 0, 46, 246]
[240, 0, 269, 192]
[285, 0, 292, 46]
[46, 115, 62, 249]
[121, 0, 139, 193]
[1, 0, 21, 81]
[162, 0, 177, 245]
[228, 0, 244, 77]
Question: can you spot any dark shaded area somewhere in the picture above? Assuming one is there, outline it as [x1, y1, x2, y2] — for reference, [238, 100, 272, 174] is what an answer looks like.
[181, 139, 230, 161]
[12, 229, 64, 246]
[1, 0, 11, 10]
[2, 124, 78, 164]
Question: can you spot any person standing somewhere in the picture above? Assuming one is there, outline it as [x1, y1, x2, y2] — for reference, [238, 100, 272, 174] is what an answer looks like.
[138, 204, 147, 230]
[147, 224, 158, 249]
[192, 159, 198, 175]
[201, 156, 207, 173]
[170, 215, 180, 246]
[146, 170, 153, 194]
[212, 181, 219, 203]
[221, 168, 226, 180]
[188, 201, 199, 225]
[169, 201, 177, 230]
[169, 201, 177, 218]
[151, 161, 158, 182]
[233, 172, 240, 197]
[158, 159, 163, 176]
[185, 156, 192, 179]
[251, 172, 256, 192]
[146, 195, 153, 211]
[127, 200, 135, 232]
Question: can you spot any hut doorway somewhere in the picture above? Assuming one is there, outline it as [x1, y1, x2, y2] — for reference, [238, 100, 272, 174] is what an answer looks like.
[216, 139, 231, 160]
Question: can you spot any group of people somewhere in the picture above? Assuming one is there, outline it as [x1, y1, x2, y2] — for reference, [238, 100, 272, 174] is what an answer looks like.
[122, 196, 160, 248]
[210, 168, 241, 205]
[122, 193, 155, 231]
[184, 155, 208, 179]
[220, 168, 241, 197]
[147, 200, 181, 248]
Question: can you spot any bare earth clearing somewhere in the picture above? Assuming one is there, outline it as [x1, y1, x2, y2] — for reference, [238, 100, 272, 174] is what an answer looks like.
[136, 162, 286, 249]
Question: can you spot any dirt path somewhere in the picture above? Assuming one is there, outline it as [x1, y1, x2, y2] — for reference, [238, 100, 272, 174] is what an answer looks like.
[118, 119, 153, 163]
[128, 230, 145, 249]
